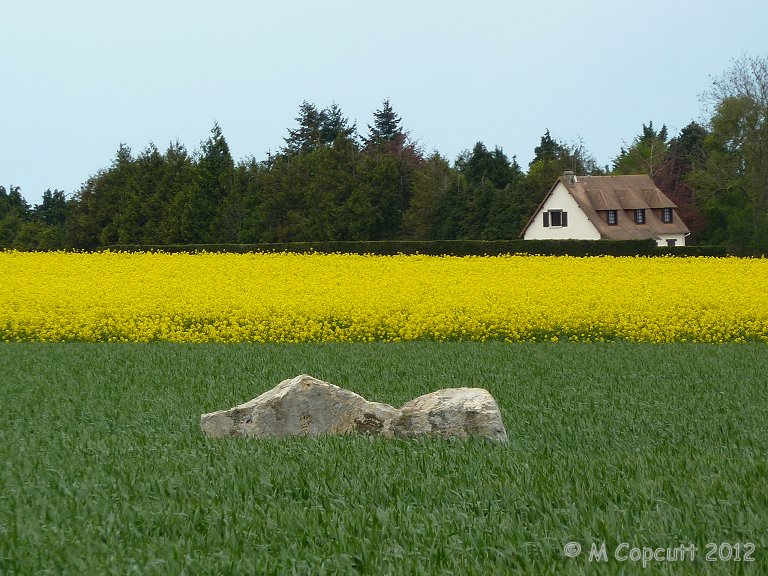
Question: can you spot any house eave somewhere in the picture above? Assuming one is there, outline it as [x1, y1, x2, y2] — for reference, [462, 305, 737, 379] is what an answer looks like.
[518, 177, 568, 238]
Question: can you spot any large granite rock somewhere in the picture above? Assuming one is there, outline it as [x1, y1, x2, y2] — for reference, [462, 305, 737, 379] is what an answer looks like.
[201, 375, 507, 442]
[200, 374, 399, 438]
[391, 387, 507, 442]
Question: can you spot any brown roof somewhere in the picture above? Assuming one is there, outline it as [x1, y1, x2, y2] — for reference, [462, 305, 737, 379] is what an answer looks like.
[522, 174, 690, 240]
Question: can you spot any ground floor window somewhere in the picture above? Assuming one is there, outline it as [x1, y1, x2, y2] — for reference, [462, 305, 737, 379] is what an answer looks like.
[666, 238, 677, 247]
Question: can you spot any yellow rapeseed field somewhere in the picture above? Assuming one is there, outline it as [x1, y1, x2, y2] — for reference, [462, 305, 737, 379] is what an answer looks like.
[1, 250, 767, 343]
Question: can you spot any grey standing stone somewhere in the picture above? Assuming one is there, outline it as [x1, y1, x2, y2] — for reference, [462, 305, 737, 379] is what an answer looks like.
[392, 387, 507, 442]
[200, 374, 399, 438]
[201, 375, 507, 442]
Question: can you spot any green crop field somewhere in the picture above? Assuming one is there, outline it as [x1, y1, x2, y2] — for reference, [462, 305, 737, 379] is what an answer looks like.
[1, 342, 766, 575]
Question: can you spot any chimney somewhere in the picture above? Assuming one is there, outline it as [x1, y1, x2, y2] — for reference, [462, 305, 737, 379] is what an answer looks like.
[563, 170, 577, 184]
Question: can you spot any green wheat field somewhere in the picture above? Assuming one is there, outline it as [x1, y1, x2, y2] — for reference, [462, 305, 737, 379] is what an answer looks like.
[1, 342, 766, 575]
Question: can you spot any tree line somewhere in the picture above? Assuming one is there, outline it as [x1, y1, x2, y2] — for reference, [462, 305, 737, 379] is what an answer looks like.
[2, 56, 767, 254]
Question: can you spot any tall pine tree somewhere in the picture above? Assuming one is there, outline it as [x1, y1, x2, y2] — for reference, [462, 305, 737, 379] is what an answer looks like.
[283, 101, 325, 155]
[363, 99, 403, 148]
[179, 123, 234, 243]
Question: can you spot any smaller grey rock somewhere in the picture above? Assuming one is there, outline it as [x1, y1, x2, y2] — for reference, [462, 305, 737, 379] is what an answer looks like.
[392, 388, 507, 442]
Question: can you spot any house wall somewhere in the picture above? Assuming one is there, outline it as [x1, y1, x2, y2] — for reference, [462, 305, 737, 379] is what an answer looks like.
[523, 182, 601, 240]
[654, 233, 687, 247]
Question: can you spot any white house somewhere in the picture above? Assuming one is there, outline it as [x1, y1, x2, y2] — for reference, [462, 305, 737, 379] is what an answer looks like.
[521, 172, 690, 247]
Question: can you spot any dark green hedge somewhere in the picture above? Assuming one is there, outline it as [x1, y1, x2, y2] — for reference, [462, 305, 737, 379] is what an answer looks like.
[105, 239, 731, 257]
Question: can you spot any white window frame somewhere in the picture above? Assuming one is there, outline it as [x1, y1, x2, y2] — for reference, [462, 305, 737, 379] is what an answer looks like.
[549, 209, 567, 228]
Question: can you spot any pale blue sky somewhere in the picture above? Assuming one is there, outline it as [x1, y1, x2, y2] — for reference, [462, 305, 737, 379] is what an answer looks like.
[3, 0, 767, 206]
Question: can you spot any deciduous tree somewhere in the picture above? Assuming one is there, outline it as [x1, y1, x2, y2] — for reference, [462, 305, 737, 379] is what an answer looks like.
[691, 55, 768, 252]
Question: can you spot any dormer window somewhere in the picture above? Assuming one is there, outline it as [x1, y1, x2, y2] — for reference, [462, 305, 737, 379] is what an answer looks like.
[662, 207, 673, 223]
[607, 210, 618, 225]
[634, 209, 646, 224]
[543, 210, 568, 227]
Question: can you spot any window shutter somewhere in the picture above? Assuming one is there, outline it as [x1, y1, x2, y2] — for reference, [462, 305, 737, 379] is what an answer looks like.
[562, 212, 568, 227]
[543, 212, 549, 227]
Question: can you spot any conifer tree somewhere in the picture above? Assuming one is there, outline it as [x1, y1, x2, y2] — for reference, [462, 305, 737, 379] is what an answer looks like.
[34, 189, 68, 227]
[612, 121, 670, 177]
[199, 123, 235, 242]
[283, 101, 325, 154]
[364, 99, 403, 147]
[320, 102, 356, 146]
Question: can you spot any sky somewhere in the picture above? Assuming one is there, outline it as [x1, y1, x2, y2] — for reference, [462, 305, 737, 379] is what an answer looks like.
[3, 0, 768, 207]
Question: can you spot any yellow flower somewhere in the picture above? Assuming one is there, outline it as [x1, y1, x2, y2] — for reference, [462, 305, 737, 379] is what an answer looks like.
[1, 251, 767, 343]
